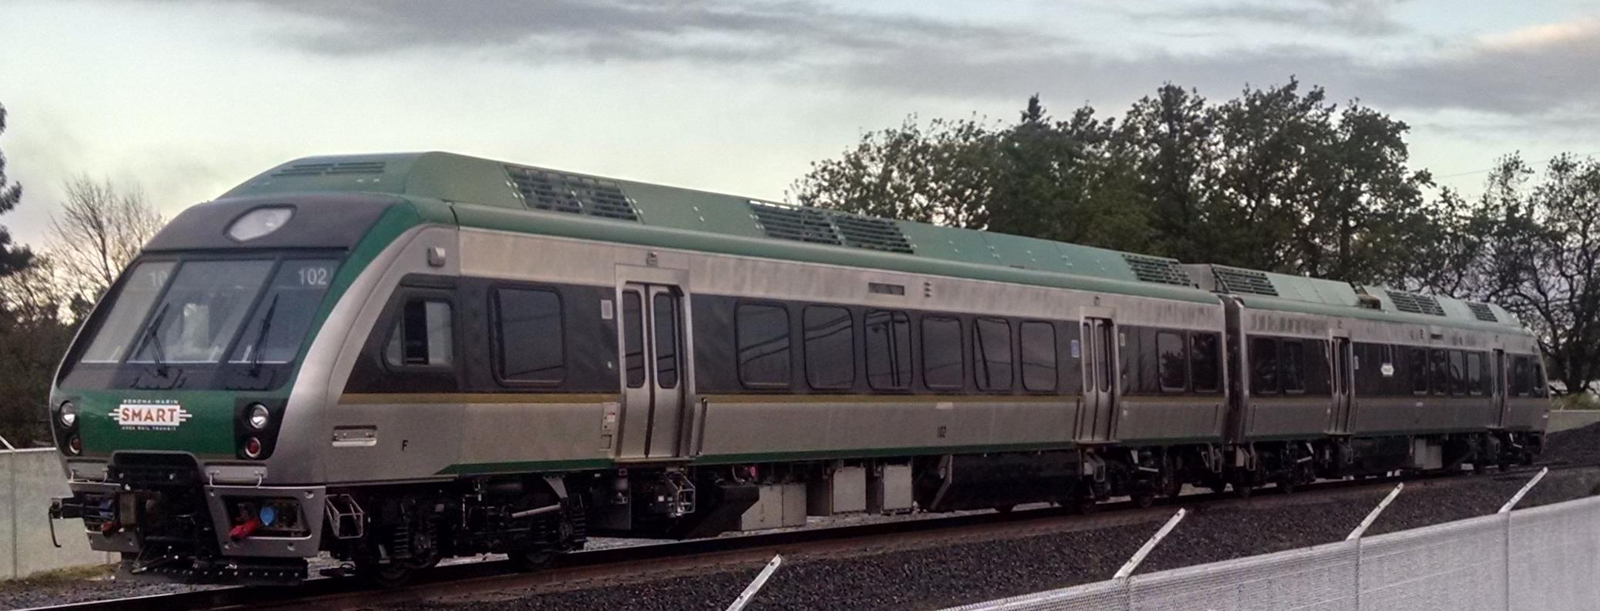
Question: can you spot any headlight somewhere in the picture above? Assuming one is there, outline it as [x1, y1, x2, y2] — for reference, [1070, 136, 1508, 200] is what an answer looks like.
[59, 401, 77, 428]
[247, 403, 270, 430]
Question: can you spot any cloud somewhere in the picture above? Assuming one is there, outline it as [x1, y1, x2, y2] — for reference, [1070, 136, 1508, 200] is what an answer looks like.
[190, 0, 1600, 120]
[1152, 0, 1410, 37]
[215, 0, 1049, 65]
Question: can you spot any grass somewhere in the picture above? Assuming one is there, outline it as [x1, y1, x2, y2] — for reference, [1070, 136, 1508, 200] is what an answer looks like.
[0, 563, 115, 589]
[1553, 393, 1600, 411]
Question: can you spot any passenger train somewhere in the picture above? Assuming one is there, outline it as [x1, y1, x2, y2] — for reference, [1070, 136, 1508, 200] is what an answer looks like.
[46, 152, 1549, 585]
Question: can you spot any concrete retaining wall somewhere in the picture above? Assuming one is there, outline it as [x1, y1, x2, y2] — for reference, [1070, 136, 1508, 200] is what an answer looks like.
[1549, 410, 1600, 433]
[0, 446, 113, 579]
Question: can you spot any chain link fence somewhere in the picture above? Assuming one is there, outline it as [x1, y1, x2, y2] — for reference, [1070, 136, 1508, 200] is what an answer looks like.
[943, 494, 1600, 611]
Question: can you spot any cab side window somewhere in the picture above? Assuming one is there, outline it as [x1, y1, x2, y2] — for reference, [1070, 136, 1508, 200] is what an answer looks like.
[386, 299, 454, 367]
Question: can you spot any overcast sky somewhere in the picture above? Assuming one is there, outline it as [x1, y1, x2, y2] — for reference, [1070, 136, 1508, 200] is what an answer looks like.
[3, 0, 1598, 247]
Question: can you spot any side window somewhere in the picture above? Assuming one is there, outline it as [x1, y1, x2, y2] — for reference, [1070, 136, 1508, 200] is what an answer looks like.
[1251, 337, 1278, 395]
[803, 306, 855, 390]
[1020, 321, 1057, 392]
[1430, 349, 1450, 396]
[1531, 360, 1547, 397]
[653, 293, 679, 389]
[1282, 340, 1306, 393]
[737, 303, 791, 388]
[923, 316, 964, 390]
[1466, 352, 1483, 396]
[1157, 331, 1188, 392]
[865, 310, 912, 390]
[493, 288, 564, 384]
[1410, 348, 1429, 394]
[1449, 351, 1466, 396]
[1191, 333, 1221, 393]
[1511, 356, 1531, 397]
[385, 299, 453, 367]
[973, 317, 1014, 391]
[622, 292, 645, 388]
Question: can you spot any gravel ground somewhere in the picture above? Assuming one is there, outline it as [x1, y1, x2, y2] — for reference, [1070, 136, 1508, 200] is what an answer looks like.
[1542, 420, 1600, 466]
[7, 420, 1599, 611]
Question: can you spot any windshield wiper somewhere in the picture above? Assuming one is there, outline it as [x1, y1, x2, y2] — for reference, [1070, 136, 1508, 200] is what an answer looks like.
[138, 303, 172, 376]
[248, 294, 280, 377]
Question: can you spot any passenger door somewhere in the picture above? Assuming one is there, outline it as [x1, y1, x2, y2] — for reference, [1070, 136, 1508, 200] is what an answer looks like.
[617, 282, 687, 459]
[1329, 336, 1354, 434]
[1493, 348, 1509, 428]
[1078, 317, 1119, 442]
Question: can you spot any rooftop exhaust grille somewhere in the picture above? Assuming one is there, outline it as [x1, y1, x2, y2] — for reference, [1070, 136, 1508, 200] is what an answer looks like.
[834, 215, 914, 254]
[1467, 302, 1498, 323]
[746, 201, 916, 254]
[271, 161, 387, 177]
[1385, 289, 1446, 317]
[506, 165, 640, 222]
[1122, 254, 1192, 286]
[749, 201, 840, 245]
[1213, 267, 1279, 296]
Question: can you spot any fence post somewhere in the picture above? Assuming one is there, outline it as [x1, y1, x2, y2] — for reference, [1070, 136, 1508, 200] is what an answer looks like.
[725, 554, 783, 611]
[1498, 467, 1547, 514]
[1347, 483, 1403, 541]
[1115, 509, 1187, 580]
[3, 438, 16, 579]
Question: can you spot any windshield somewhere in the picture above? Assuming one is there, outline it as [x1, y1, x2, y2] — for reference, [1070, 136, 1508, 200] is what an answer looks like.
[78, 257, 339, 366]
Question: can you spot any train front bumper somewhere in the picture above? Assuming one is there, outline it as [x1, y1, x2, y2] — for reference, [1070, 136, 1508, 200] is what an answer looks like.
[52, 458, 326, 583]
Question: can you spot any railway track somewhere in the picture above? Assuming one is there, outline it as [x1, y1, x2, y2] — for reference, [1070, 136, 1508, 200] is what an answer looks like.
[18, 462, 1572, 611]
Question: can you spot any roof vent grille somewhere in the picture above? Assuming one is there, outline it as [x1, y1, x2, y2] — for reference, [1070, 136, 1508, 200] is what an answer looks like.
[834, 215, 914, 254]
[272, 161, 387, 177]
[1467, 302, 1498, 323]
[506, 165, 640, 222]
[1213, 267, 1279, 296]
[747, 201, 916, 254]
[1122, 254, 1192, 286]
[1385, 289, 1447, 316]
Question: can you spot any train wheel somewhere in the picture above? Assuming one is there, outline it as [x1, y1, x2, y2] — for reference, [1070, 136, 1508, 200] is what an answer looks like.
[1233, 483, 1254, 498]
[1132, 492, 1157, 508]
[358, 559, 417, 589]
[509, 548, 555, 572]
[994, 504, 1015, 514]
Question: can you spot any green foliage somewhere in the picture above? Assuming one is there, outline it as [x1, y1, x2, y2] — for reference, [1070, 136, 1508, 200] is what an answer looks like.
[792, 79, 1443, 284]
[0, 102, 31, 279]
[0, 101, 65, 445]
[1457, 154, 1600, 396]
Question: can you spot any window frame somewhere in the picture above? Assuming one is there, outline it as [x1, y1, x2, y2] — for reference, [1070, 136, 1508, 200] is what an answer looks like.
[1410, 347, 1429, 395]
[489, 285, 567, 387]
[864, 309, 913, 391]
[735, 301, 793, 390]
[972, 317, 1014, 392]
[922, 315, 965, 391]
[1191, 332, 1222, 394]
[802, 305, 856, 391]
[1282, 340, 1306, 394]
[1156, 330, 1189, 393]
[383, 295, 457, 372]
[1466, 352, 1483, 396]
[1019, 320, 1058, 393]
[1251, 336, 1279, 396]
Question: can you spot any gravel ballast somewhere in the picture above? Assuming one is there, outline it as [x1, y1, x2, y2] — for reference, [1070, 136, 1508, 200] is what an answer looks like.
[6, 420, 1598, 611]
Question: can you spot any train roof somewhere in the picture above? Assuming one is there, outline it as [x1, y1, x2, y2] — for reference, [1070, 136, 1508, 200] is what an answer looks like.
[220, 151, 1525, 332]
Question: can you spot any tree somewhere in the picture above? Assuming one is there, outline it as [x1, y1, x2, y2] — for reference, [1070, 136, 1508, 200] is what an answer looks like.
[1463, 154, 1600, 395]
[1118, 84, 1217, 262]
[791, 96, 1151, 252]
[48, 176, 165, 314]
[790, 115, 999, 228]
[0, 256, 74, 445]
[0, 102, 29, 280]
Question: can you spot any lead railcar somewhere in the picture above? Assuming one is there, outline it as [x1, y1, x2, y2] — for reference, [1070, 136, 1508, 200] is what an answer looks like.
[45, 152, 1549, 585]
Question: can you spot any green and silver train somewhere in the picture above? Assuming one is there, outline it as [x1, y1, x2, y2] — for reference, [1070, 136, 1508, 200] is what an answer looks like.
[47, 152, 1549, 585]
